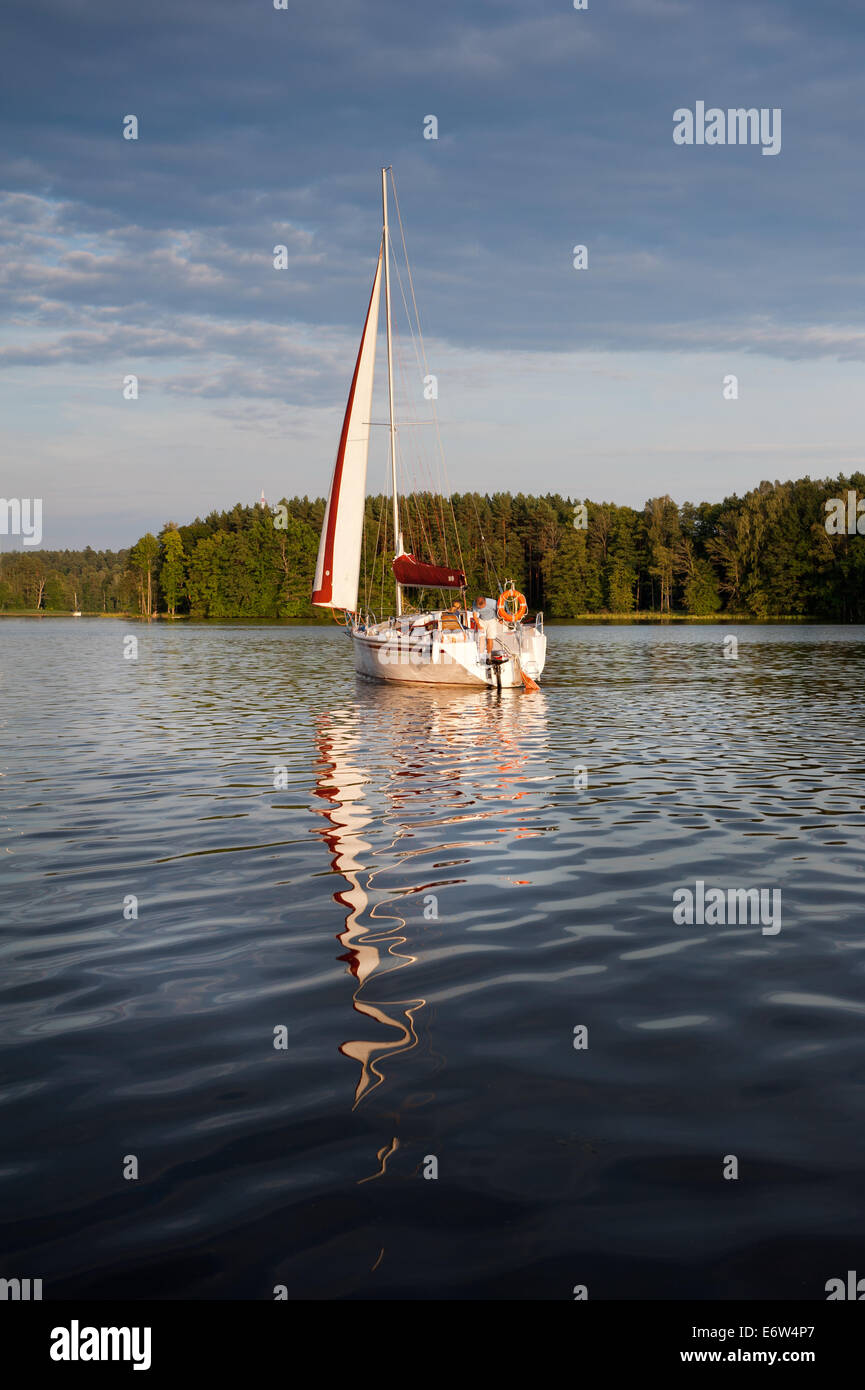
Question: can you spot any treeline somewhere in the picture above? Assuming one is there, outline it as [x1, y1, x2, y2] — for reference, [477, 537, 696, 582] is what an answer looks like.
[0, 547, 134, 613]
[2, 475, 864, 620]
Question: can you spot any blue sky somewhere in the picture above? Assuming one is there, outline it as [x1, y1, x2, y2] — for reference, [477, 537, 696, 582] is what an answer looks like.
[2, 0, 864, 547]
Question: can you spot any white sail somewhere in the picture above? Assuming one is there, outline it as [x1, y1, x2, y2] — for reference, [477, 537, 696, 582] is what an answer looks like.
[312, 244, 383, 611]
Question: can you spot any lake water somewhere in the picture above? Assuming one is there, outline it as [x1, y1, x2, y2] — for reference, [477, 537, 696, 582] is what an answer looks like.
[1, 619, 864, 1300]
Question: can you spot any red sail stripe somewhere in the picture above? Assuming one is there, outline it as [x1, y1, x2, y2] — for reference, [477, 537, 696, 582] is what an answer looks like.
[392, 554, 466, 590]
[312, 248, 382, 607]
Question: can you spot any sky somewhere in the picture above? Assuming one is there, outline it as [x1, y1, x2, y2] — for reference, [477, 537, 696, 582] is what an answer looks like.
[2, 0, 864, 549]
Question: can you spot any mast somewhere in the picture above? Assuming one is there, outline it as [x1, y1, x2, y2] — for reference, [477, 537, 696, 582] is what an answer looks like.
[382, 166, 402, 617]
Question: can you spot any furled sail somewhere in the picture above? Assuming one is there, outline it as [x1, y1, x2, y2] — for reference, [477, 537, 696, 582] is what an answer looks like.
[312, 245, 383, 610]
[392, 553, 466, 590]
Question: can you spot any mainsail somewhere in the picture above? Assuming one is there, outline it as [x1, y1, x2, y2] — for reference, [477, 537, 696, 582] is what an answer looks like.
[392, 553, 466, 590]
[312, 244, 383, 611]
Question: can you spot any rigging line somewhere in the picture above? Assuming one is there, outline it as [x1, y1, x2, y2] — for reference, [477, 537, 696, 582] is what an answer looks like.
[365, 485, 386, 613]
[476, 496, 503, 594]
[389, 171, 466, 583]
[390, 317, 445, 572]
[398, 441, 429, 573]
[379, 481, 390, 618]
[460, 479, 502, 595]
[388, 324, 420, 560]
[389, 254, 449, 554]
[388, 189, 464, 589]
[390, 319, 442, 563]
[362, 497, 368, 608]
[388, 267, 448, 560]
[389, 321, 418, 554]
[371, 427, 392, 618]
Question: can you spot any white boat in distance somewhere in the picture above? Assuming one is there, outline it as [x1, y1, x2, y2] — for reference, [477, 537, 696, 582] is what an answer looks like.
[312, 169, 547, 691]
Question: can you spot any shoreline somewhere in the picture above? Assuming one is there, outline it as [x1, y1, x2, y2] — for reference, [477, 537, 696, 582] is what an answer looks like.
[0, 611, 849, 625]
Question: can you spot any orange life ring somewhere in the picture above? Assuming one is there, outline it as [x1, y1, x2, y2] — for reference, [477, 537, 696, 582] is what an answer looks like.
[497, 587, 527, 623]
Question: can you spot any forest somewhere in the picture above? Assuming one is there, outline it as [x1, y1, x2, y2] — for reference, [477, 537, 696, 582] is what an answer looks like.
[1, 474, 863, 622]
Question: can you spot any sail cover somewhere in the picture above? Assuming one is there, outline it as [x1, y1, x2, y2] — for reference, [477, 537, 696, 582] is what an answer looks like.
[312, 245, 383, 610]
[392, 553, 466, 590]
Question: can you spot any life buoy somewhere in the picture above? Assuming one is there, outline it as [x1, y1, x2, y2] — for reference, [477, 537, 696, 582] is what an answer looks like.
[497, 587, 527, 623]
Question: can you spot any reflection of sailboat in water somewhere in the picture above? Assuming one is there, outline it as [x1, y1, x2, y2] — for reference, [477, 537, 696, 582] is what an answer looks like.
[314, 688, 553, 1134]
[314, 711, 425, 1110]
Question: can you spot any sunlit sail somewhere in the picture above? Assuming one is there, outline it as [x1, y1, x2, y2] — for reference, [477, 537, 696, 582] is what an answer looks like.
[312, 247, 383, 614]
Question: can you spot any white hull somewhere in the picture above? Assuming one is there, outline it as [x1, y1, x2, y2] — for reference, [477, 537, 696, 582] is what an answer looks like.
[351, 614, 547, 689]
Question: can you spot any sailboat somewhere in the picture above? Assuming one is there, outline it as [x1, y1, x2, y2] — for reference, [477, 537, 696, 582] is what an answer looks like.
[311, 169, 548, 690]
[72, 591, 82, 617]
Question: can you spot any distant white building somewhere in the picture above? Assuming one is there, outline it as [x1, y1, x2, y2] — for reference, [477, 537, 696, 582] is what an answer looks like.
[258, 489, 267, 509]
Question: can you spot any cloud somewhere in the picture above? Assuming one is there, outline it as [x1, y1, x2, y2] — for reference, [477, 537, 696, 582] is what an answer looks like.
[2, 0, 865, 542]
